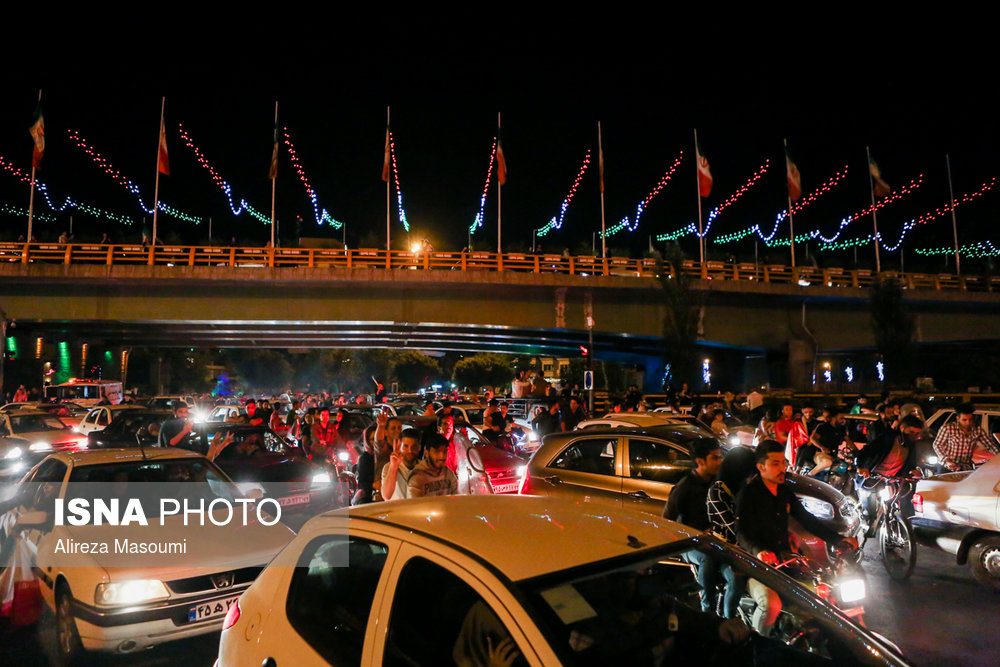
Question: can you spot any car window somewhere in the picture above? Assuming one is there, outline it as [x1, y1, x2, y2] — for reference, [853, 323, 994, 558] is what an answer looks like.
[384, 556, 527, 667]
[286, 535, 389, 666]
[23, 459, 68, 512]
[627, 438, 694, 484]
[550, 438, 618, 476]
[988, 415, 1000, 445]
[97, 410, 110, 426]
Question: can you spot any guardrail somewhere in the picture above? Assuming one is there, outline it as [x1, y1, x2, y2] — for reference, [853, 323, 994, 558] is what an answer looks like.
[1, 242, 996, 292]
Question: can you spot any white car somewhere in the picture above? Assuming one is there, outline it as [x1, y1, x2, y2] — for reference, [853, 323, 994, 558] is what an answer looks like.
[10, 448, 295, 662]
[912, 451, 1000, 589]
[203, 405, 245, 423]
[75, 404, 144, 435]
[216, 495, 909, 666]
[0, 411, 88, 484]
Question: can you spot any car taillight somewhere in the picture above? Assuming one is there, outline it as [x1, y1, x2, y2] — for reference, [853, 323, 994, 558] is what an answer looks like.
[222, 598, 241, 631]
[912, 492, 923, 514]
[518, 470, 531, 495]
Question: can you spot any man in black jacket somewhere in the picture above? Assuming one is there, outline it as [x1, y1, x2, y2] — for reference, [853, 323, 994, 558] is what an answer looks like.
[662, 439, 723, 612]
[856, 414, 924, 522]
[736, 440, 857, 634]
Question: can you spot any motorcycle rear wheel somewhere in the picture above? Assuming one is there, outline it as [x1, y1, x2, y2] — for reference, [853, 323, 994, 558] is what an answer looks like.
[880, 511, 916, 580]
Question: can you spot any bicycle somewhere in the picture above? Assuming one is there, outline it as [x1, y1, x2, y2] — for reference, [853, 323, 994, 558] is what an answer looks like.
[859, 472, 918, 580]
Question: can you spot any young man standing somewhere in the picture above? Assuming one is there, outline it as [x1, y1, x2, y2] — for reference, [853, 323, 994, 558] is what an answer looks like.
[408, 433, 459, 498]
[381, 427, 422, 501]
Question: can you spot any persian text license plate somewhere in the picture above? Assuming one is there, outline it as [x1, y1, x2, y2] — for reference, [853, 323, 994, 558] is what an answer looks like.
[492, 481, 520, 494]
[278, 493, 311, 507]
[188, 595, 240, 623]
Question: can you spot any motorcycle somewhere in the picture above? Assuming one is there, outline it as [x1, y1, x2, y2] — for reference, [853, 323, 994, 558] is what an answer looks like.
[858, 472, 919, 580]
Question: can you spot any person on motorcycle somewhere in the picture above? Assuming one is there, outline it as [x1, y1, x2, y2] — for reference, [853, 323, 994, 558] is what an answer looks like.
[856, 414, 924, 522]
[736, 440, 858, 635]
[932, 402, 999, 471]
[798, 406, 853, 478]
[310, 407, 341, 459]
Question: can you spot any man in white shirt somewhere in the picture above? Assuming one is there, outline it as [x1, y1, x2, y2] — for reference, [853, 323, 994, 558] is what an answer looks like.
[381, 428, 422, 500]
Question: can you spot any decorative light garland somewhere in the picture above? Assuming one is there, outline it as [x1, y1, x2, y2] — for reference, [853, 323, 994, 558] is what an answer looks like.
[656, 159, 770, 242]
[388, 130, 410, 233]
[177, 123, 271, 224]
[605, 152, 684, 236]
[0, 202, 56, 222]
[915, 240, 1000, 258]
[66, 129, 204, 224]
[470, 138, 497, 235]
[282, 128, 344, 229]
[537, 150, 591, 237]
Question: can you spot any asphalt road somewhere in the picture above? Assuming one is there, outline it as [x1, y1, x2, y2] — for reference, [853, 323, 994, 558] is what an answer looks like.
[3, 538, 997, 666]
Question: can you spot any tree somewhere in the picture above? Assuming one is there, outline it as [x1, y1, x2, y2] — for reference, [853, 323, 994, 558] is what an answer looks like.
[453, 353, 514, 391]
[870, 275, 915, 387]
[232, 349, 293, 392]
[655, 246, 702, 389]
[391, 351, 440, 391]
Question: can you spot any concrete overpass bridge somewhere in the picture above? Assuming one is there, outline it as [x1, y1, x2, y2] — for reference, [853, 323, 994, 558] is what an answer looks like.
[1, 243, 998, 388]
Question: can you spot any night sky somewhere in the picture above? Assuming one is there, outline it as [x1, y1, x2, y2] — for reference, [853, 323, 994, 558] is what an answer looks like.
[2, 17, 996, 267]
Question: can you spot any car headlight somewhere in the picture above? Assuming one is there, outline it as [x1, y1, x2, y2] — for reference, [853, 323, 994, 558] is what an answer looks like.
[728, 434, 740, 445]
[29, 442, 52, 452]
[837, 577, 866, 603]
[926, 455, 939, 465]
[311, 471, 332, 485]
[799, 496, 835, 520]
[528, 430, 539, 442]
[3, 446, 22, 459]
[95, 580, 170, 606]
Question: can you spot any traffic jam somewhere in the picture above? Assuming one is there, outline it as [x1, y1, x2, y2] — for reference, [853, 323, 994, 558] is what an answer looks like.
[1, 379, 999, 666]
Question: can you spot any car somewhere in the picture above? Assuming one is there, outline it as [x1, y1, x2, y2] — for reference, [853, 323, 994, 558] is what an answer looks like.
[87, 409, 174, 449]
[0, 410, 89, 485]
[75, 404, 145, 435]
[215, 495, 910, 666]
[924, 407, 1000, 456]
[520, 427, 863, 546]
[202, 404, 245, 423]
[437, 402, 487, 430]
[146, 394, 197, 411]
[911, 451, 1000, 590]
[1, 401, 91, 429]
[8, 448, 295, 662]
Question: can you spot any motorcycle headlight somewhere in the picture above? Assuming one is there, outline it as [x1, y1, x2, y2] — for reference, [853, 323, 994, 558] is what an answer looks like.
[799, 496, 835, 520]
[837, 578, 866, 603]
[95, 580, 169, 606]
[926, 455, 939, 465]
[337, 451, 350, 462]
[3, 446, 22, 459]
[311, 471, 332, 485]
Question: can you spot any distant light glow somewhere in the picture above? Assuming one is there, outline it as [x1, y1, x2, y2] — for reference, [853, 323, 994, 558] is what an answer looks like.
[702, 358, 711, 385]
[845, 366, 854, 383]
[876, 361, 885, 382]
[823, 368, 832, 383]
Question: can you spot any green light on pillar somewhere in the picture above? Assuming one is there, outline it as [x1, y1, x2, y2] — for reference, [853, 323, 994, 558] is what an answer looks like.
[5, 337, 15, 356]
[57, 341, 72, 384]
[105, 350, 113, 362]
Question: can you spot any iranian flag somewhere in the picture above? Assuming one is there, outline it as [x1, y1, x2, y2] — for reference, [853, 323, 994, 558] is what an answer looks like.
[29, 102, 45, 170]
[269, 117, 279, 180]
[381, 126, 390, 182]
[869, 158, 890, 197]
[785, 149, 801, 202]
[497, 135, 507, 186]
[696, 143, 712, 197]
[157, 116, 170, 176]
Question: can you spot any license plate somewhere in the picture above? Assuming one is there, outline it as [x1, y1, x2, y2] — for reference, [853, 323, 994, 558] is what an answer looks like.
[492, 481, 520, 494]
[278, 493, 311, 507]
[188, 595, 240, 623]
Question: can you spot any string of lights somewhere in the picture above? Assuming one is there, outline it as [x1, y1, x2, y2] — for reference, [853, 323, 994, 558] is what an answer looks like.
[656, 160, 770, 242]
[388, 131, 410, 233]
[0, 202, 56, 222]
[810, 176, 923, 243]
[66, 129, 204, 224]
[177, 123, 271, 224]
[2, 154, 137, 225]
[537, 150, 591, 237]
[712, 164, 849, 244]
[915, 240, 1000, 258]
[605, 152, 684, 236]
[282, 128, 344, 229]
[470, 138, 497, 235]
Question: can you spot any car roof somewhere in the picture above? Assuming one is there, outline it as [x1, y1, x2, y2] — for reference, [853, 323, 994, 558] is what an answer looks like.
[322, 495, 698, 581]
[589, 414, 677, 426]
[47, 447, 207, 466]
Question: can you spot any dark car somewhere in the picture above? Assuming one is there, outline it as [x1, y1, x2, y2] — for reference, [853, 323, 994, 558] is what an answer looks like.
[521, 427, 863, 546]
[87, 409, 173, 449]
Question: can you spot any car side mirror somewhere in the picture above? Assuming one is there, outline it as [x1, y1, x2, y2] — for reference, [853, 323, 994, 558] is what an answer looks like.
[467, 448, 486, 475]
[15, 510, 50, 529]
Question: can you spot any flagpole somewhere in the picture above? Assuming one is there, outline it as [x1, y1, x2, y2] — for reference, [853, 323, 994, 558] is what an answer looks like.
[152, 97, 165, 248]
[271, 101, 278, 248]
[866, 146, 881, 273]
[784, 138, 795, 269]
[497, 112, 502, 255]
[946, 154, 961, 275]
[694, 128, 705, 265]
[386, 106, 391, 256]
[598, 121, 607, 259]
[27, 89, 42, 243]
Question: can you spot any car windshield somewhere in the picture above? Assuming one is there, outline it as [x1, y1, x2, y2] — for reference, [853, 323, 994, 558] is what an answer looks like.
[147, 398, 181, 409]
[462, 409, 484, 424]
[521, 538, 897, 666]
[9, 414, 68, 432]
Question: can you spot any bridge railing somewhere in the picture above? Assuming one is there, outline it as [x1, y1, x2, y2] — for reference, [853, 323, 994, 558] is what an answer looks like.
[1, 242, 996, 292]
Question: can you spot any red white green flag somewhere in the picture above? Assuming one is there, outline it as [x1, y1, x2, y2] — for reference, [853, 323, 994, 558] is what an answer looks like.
[381, 126, 391, 182]
[269, 116, 279, 180]
[696, 142, 712, 197]
[869, 157, 890, 197]
[157, 116, 170, 176]
[785, 148, 801, 202]
[497, 131, 507, 186]
[29, 102, 45, 170]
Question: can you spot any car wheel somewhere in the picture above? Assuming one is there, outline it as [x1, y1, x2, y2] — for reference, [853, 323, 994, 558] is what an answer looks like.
[880, 512, 916, 581]
[55, 584, 85, 666]
[968, 535, 1000, 591]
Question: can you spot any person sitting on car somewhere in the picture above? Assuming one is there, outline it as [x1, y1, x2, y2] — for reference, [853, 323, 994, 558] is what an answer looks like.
[932, 402, 999, 471]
